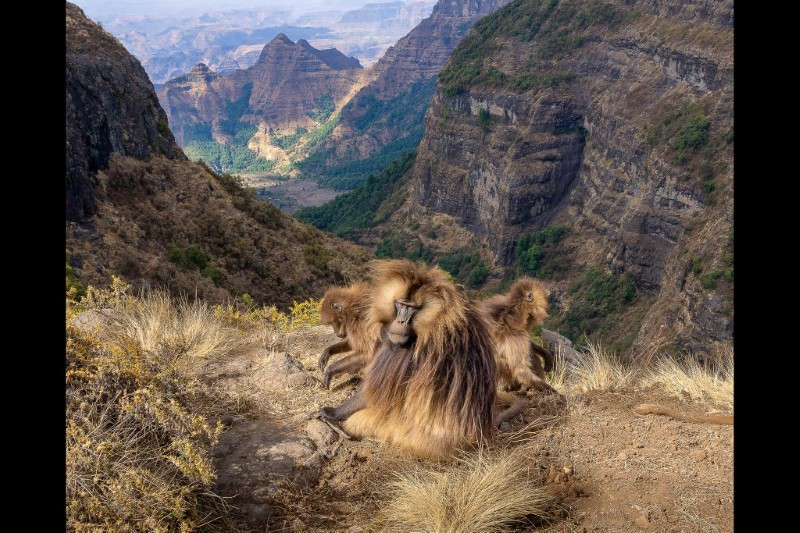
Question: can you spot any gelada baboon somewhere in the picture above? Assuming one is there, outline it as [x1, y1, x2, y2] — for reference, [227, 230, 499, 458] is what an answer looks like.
[316, 259, 503, 459]
[318, 282, 381, 388]
[480, 277, 556, 394]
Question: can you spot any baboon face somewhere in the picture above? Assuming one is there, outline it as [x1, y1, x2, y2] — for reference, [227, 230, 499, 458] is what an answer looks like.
[320, 294, 346, 337]
[511, 277, 549, 326]
[387, 299, 419, 346]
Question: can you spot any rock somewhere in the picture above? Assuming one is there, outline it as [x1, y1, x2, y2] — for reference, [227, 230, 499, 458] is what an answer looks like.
[72, 308, 114, 332]
[618, 452, 628, 461]
[541, 329, 582, 366]
[305, 419, 338, 451]
[635, 514, 651, 529]
[253, 352, 313, 393]
[689, 449, 707, 460]
[213, 418, 325, 524]
[66, 2, 181, 222]
[563, 466, 573, 475]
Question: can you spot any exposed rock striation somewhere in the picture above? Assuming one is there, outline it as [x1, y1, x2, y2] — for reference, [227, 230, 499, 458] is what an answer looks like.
[66, 2, 182, 221]
[392, 0, 734, 356]
[158, 34, 364, 145]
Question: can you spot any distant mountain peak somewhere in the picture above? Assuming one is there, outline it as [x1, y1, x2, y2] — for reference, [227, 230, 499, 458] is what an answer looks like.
[271, 33, 293, 45]
[257, 34, 362, 71]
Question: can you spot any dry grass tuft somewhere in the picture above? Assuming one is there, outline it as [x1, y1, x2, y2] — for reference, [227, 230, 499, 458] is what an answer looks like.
[102, 289, 244, 370]
[377, 446, 553, 532]
[565, 341, 639, 393]
[640, 345, 733, 411]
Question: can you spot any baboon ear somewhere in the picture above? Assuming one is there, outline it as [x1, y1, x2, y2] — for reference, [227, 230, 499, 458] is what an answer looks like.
[332, 302, 342, 311]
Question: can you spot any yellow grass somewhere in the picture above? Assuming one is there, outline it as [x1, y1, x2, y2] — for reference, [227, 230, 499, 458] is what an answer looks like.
[565, 341, 639, 393]
[640, 345, 733, 411]
[377, 445, 552, 532]
[105, 290, 244, 364]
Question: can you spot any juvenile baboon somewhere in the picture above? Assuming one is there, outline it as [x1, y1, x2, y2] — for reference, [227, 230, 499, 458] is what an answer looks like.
[316, 259, 504, 459]
[318, 283, 380, 388]
[480, 277, 557, 394]
[634, 404, 733, 425]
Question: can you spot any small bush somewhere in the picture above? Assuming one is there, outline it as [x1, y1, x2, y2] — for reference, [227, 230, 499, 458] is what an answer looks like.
[478, 108, 491, 132]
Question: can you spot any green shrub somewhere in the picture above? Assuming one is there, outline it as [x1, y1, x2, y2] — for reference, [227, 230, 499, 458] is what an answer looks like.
[157, 118, 170, 136]
[512, 225, 570, 279]
[555, 267, 638, 344]
[186, 245, 209, 269]
[690, 257, 703, 275]
[478, 108, 491, 132]
[202, 265, 223, 284]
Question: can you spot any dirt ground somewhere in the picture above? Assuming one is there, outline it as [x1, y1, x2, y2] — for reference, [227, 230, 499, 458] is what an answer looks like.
[206, 326, 733, 532]
[239, 175, 344, 213]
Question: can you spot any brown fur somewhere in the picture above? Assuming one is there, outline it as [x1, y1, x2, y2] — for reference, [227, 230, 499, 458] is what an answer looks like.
[318, 283, 382, 387]
[341, 259, 499, 459]
[480, 277, 555, 393]
[634, 404, 733, 425]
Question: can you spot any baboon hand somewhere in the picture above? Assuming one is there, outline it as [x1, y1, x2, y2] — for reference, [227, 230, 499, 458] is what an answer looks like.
[315, 406, 342, 422]
[318, 348, 332, 371]
[322, 369, 333, 390]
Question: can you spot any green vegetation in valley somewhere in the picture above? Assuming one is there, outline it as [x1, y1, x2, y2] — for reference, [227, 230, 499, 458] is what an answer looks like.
[270, 127, 309, 150]
[295, 152, 416, 236]
[297, 78, 435, 190]
[548, 266, 639, 348]
[181, 83, 278, 174]
[511, 225, 571, 280]
[308, 94, 335, 123]
[439, 0, 632, 96]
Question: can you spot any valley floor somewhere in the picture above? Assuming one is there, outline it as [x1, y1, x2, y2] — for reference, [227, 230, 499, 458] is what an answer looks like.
[241, 174, 344, 213]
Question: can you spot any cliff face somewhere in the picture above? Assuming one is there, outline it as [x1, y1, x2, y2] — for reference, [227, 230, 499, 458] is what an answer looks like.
[65, 3, 369, 306]
[314, 0, 512, 186]
[155, 35, 367, 176]
[66, 2, 181, 221]
[396, 0, 734, 357]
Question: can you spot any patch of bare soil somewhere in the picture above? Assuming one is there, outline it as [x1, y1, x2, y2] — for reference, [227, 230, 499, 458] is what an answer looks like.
[244, 176, 344, 213]
[201, 327, 732, 532]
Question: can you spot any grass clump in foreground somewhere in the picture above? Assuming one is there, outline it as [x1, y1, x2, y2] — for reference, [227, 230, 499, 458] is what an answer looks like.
[66, 277, 323, 530]
[640, 345, 733, 410]
[66, 293, 227, 530]
[378, 446, 553, 532]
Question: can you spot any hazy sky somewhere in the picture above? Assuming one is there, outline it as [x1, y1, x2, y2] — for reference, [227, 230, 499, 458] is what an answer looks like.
[75, 0, 390, 22]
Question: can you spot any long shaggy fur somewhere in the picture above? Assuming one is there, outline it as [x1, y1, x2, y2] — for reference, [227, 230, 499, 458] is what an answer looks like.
[320, 282, 379, 357]
[480, 277, 552, 391]
[342, 260, 498, 459]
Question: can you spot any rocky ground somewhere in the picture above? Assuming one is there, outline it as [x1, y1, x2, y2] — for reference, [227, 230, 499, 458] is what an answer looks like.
[199, 325, 733, 532]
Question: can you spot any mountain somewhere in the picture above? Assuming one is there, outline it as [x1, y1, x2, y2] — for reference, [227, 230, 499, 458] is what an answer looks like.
[157, 35, 365, 174]
[298, 0, 513, 190]
[300, 0, 733, 358]
[66, 2, 369, 306]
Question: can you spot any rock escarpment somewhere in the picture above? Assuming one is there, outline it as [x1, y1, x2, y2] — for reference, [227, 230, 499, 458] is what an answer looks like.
[158, 34, 364, 145]
[396, 0, 734, 356]
[65, 3, 369, 306]
[311, 0, 512, 187]
[66, 2, 181, 222]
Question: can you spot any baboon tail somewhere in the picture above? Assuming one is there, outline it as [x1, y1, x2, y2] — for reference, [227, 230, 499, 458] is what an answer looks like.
[532, 342, 555, 373]
[634, 403, 733, 426]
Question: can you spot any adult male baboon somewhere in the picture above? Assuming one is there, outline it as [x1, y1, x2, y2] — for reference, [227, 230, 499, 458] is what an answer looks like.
[480, 277, 556, 394]
[318, 283, 380, 388]
[316, 259, 507, 459]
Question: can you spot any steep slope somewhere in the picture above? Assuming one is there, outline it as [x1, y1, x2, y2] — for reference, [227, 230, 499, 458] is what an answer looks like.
[299, 0, 513, 189]
[66, 2, 369, 306]
[308, 0, 733, 357]
[157, 34, 365, 174]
